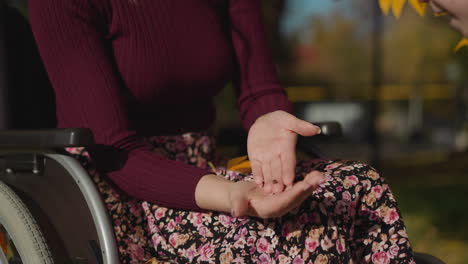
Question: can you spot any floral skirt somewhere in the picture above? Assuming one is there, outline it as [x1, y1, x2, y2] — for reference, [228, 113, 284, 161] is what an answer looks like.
[67, 132, 415, 264]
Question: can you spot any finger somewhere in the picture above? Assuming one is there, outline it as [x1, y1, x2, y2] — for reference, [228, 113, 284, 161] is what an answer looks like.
[273, 179, 315, 212]
[262, 161, 273, 193]
[429, 0, 453, 16]
[450, 17, 463, 31]
[270, 158, 284, 194]
[251, 159, 264, 186]
[280, 151, 296, 187]
[304, 170, 326, 187]
[291, 118, 321, 137]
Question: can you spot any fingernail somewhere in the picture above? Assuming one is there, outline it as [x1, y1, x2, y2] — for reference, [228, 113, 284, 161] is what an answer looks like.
[315, 126, 322, 134]
[231, 209, 236, 217]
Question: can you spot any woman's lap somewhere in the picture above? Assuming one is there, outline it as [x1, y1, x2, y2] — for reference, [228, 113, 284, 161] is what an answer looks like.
[66, 133, 414, 263]
[142, 159, 414, 264]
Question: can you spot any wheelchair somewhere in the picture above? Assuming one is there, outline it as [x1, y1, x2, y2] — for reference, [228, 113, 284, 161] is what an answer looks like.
[0, 1, 445, 263]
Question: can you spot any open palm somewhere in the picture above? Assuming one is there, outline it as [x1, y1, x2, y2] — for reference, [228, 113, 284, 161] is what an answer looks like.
[230, 171, 324, 219]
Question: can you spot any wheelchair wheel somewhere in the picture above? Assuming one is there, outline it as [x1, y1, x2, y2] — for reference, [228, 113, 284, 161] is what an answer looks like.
[0, 181, 53, 264]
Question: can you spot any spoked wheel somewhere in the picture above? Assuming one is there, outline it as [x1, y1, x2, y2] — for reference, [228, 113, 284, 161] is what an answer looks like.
[0, 181, 53, 264]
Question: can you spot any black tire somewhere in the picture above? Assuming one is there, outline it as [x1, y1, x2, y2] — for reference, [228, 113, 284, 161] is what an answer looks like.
[0, 180, 53, 264]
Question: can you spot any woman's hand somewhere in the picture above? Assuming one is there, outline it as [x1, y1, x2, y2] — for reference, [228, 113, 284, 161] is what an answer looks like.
[247, 110, 321, 194]
[429, 0, 468, 37]
[229, 170, 324, 218]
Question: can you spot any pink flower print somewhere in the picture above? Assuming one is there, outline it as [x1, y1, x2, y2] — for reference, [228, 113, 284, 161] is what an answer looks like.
[257, 253, 271, 264]
[250, 246, 257, 254]
[325, 162, 340, 170]
[336, 186, 343, 192]
[293, 256, 305, 264]
[289, 246, 301, 257]
[342, 191, 351, 201]
[186, 245, 197, 262]
[219, 214, 234, 226]
[372, 185, 384, 199]
[152, 234, 163, 247]
[65, 147, 81, 155]
[154, 208, 166, 220]
[199, 243, 215, 262]
[166, 219, 176, 232]
[234, 227, 248, 240]
[256, 237, 270, 254]
[320, 235, 333, 251]
[369, 210, 380, 221]
[341, 166, 354, 171]
[368, 225, 381, 237]
[169, 233, 179, 247]
[389, 244, 399, 257]
[347, 176, 359, 185]
[278, 255, 291, 264]
[129, 243, 144, 261]
[336, 237, 346, 254]
[384, 209, 400, 225]
[197, 225, 213, 237]
[129, 203, 142, 216]
[281, 222, 291, 237]
[233, 256, 246, 264]
[372, 251, 390, 264]
[189, 212, 204, 227]
[305, 237, 319, 252]
[361, 179, 372, 191]
[323, 192, 336, 206]
[147, 219, 160, 234]
[247, 237, 256, 247]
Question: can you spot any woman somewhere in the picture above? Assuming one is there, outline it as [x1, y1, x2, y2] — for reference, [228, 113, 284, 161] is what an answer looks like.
[29, 0, 415, 263]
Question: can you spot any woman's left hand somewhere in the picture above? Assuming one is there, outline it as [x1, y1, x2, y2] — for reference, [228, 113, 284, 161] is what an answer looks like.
[247, 110, 321, 194]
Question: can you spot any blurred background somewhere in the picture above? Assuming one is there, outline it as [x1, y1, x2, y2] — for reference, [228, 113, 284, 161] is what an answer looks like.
[215, 0, 468, 263]
[5, 0, 468, 262]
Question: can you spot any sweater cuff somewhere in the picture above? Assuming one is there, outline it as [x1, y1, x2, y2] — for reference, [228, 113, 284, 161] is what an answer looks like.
[241, 92, 294, 131]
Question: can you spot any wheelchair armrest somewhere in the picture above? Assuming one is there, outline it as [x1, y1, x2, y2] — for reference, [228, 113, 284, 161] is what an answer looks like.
[0, 128, 94, 149]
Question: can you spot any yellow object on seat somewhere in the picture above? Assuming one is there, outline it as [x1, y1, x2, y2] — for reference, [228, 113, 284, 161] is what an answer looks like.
[227, 155, 252, 174]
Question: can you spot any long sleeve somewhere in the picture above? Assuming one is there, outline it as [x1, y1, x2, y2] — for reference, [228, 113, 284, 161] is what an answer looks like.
[229, 0, 294, 131]
[28, 0, 211, 210]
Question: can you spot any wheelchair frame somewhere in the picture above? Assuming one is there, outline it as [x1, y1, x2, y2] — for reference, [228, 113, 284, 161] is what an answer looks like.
[0, 129, 118, 264]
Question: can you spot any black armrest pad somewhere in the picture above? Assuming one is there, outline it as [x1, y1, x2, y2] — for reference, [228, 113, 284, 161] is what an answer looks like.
[0, 128, 94, 148]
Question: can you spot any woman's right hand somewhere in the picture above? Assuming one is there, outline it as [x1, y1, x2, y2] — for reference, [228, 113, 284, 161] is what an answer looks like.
[229, 171, 325, 219]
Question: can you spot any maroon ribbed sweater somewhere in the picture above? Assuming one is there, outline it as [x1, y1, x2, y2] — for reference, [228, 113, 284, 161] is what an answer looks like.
[29, 0, 293, 210]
